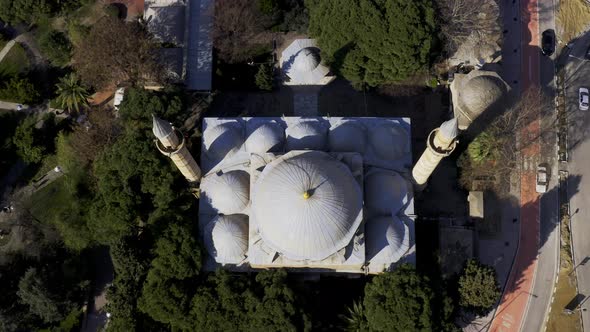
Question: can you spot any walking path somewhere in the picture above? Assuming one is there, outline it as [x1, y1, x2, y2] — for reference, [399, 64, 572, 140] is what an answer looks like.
[489, 0, 542, 330]
[0, 39, 15, 62]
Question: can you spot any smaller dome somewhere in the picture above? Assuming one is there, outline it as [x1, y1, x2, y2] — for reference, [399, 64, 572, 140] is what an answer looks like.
[292, 48, 320, 72]
[329, 122, 366, 153]
[205, 214, 249, 264]
[286, 121, 327, 151]
[245, 122, 284, 153]
[201, 171, 250, 214]
[366, 216, 409, 263]
[370, 124, 408, 160]
[460, 75, 506, 114]
[365, 171, 409, 215]
[204, 123, 243, 159]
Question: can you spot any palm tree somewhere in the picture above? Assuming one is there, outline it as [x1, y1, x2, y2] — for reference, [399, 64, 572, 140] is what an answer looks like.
[54, 73, 90, 113]
[339, 300, 366, 332]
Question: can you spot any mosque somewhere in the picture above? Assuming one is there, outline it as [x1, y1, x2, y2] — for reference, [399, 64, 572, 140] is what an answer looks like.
[149, 39, 504, 275]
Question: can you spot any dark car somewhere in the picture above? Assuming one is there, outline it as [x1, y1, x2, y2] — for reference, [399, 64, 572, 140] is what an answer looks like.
[542, 29, 555, 56]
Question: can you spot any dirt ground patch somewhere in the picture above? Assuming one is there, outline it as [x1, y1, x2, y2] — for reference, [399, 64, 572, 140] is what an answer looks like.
[546, 268, 582, 331]
[557, 0, 590, 42]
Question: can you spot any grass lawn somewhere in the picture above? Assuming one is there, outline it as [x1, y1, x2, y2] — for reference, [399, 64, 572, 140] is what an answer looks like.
[28, 176, 69, 224]
[0, 42, 30, 77]
[557, 0, 590, 42]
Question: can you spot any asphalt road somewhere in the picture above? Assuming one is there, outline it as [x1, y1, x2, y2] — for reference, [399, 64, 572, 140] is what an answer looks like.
[520, 0, 560, 330]
[565, 29, 590, 332]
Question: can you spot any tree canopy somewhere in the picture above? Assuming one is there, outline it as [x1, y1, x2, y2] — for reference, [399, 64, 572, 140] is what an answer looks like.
[458, 259, 500, 315]
[307, 0, 436, 86]
[72, 16, 162, 89]
[363, 264, 435, 331]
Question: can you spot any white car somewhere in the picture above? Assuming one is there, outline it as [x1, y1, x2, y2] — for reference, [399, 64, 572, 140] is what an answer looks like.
[536, 165, 548, 194]
[579, 87, 589, 111]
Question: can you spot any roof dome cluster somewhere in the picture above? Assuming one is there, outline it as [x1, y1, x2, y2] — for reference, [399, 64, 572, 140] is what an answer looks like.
[365, 171, 409, 216]
[286, 121, 327, 151]
[245, 122, 284, 154]
[329, 121, 366, 153]
[252, 151, 362, 261]
[366, 216, 409, 263]
[369, 123, 409, 160]
[204, 123, 243, 159]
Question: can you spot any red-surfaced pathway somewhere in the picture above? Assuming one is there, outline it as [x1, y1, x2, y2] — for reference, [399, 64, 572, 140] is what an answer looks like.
[489, 0, 541, 331]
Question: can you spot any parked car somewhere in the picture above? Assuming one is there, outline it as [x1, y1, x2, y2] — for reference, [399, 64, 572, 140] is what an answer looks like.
[580, 87, 589, 111]
[541, 29, 555, 56]
[536, 165, 548, 193]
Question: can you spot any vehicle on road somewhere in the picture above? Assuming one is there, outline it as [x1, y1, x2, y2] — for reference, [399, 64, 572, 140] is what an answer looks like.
[541, 29, 555, 56]
[536, 165, 548, 193]
[580, 87, 589, 111]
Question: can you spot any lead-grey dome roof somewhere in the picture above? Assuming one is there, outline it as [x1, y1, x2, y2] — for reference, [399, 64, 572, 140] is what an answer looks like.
[203, 123, 243, 159]
[286, 121, 327, 151]
[152, 114, 174, 141]
[292, 48, 321, 72]
[370, 123, 408, 160]
[251, 151, 362, 261]
[459, 75, 506, 115]
[204, 214, 249, 264]
[329, 121, 366, 153]
[365, 170, 409, 216]
[245, 122, 284, 153]
[366, 216, 409, 264]
[200, 170, 250, 214]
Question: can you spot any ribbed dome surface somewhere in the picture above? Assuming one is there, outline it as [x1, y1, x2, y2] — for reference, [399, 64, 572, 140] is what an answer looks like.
[366, 216, 409, 263]
[293, 48, 320, 72]
[252, 151, 362, 261]
[245, 122, 284, 153]
[460, 75, 506, 114]
[204, 214, 249, 264]
[370, 123, 408, 160]
[204, 123, 243, 159]
[329, 122, 366, 153]
[365, 171, 409, 215]
[286, 121, 327, 151]
[200, 170, 250, 214]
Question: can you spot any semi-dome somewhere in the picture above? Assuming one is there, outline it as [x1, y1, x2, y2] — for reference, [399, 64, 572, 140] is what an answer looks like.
[459, 75, 506, 115]
[365, 171, 409, 216]
[286, 121, 327, 151]
[245, 122, 284, 153]
[366, 216, 409, 263]
[251, 151, 362, 261]
[203, 123, 243, 159]
[329, 121, 366, 153]
[292, 48, 321, 72]
[204, 214, 249, 264]
[200, 170, 250, 214]
[370, 123, 408, 160]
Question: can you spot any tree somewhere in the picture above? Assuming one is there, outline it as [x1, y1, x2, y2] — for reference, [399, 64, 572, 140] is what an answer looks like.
[17, 268, 66, 323]
[72, 16, 162, 89]
[340, 301, 367, 332]
[466, 131, 498, 164]
[54, 73, 89, 112]
[0, 0, 50, 25]
[458, 259, 500, 315]
[307, 0, 436, 86]
[13, 116, 45, 164]
[435, 0, 500, 53]
[68, 107, 120, 164]
[363, 264, 434, 331]
[213, 0, 272, 63]
[0, 76, 40, 104]
[255, 64, 273, 91]
[38, 30, 73, 67]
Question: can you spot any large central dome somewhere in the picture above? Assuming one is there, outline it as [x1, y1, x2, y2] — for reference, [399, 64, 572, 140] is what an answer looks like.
[252, 151, 363, 261]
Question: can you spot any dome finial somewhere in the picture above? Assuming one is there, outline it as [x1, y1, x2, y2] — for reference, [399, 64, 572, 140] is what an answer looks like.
[303, 190, 311, 199]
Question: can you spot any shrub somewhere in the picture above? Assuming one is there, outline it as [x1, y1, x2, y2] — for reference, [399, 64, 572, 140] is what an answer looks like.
[38, 30, 73, 67]
[255, 64, 273, 91]
[0, 76, 40, 104]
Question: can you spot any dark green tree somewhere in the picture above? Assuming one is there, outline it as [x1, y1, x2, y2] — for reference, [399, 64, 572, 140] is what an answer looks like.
[363, 264, 434, 331]
[0, 0, 50, 24]
[458, 259, 500, 315]
[0, 76, 40, 104]
[255, 64, 274, 91]
[307, 0, 436, 86]
[17, 268, 67, 323]
[13, 116, 45, 164]
[38, 30, 73, 67]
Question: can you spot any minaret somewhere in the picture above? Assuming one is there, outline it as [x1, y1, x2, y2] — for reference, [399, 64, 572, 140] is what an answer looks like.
[412, 118, 459, 187]
[152, 115, 201, 182]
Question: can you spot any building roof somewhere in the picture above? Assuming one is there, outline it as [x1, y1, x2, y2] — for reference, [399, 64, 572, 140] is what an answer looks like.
[251, 151, 363, 261]
[245, 122, 285, 154]
[158, 47, 184, 80]
[185, 0, 212, 90]
[145, 5, 185, 45]
[366, 216, 410, 264]
[329, 121, 366, 153]
[286, 121, 328, 151]
[200, 170, 250, 215]
[293, 48, 321, 72]
[203, 123, 243, 160]
[281, 39, 332, 85]
[369, 123, 409, 161]
[205, 214, 249, 264]
[364, 170, 409, 216]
